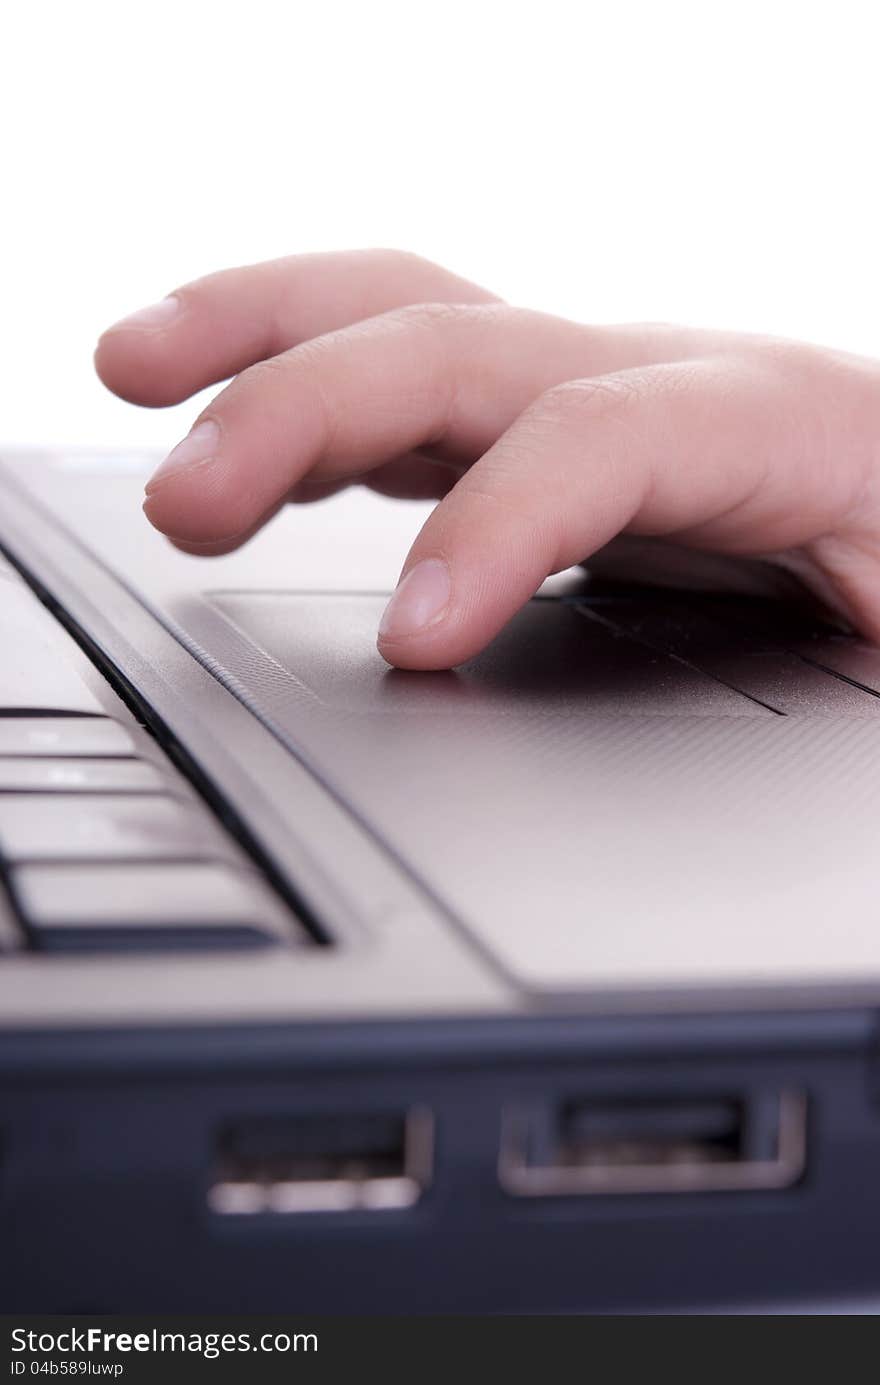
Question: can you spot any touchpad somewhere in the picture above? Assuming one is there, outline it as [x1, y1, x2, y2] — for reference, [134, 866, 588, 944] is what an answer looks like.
[208, 591, 764, 717]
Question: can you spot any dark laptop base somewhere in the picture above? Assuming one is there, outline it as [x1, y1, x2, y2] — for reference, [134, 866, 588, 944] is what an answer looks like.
[3, 1011, 880, 1313]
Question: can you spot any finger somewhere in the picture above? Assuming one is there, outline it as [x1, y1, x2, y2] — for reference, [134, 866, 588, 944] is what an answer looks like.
[141, 303, 720, 546]
[166, 453, 460, 556]
[95, 249, 499, 407]
[376, 356, 864, 669]
[164, 498, 288, 557]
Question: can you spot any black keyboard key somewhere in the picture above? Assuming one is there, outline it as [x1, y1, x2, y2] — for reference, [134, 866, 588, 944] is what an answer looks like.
[13, 862, 303, 951]
[0, 794, 229, 862]
[0, 718, 136, 757]
[0, 758, 168, 793]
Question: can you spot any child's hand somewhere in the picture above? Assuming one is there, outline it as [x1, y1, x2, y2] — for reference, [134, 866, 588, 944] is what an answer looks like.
[95, 249, 880, 669]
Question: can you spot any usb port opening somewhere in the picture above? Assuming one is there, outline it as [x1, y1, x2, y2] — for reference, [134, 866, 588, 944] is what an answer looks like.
[208, 1108, 433, 1215]
[499, 1090, 806, 1197]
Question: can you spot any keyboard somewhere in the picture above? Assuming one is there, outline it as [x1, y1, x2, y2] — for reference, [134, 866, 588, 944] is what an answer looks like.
[0, 549, 309, 955]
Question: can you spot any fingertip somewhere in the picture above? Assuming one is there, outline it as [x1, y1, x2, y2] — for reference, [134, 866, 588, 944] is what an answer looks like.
[140, 496, 243, 558]
[141, 459, 262, 552]
[375, 637, 456, 671]
[141, 477, 199, 539]
[94, 295, 193, 406]
[106, 295, 182, 334]
[141, 496, 243, 556]
[164, 533, 249, 557]
[141, 483, 228, 545]
[376, 620, 482, 670]
[378, 558, 451, 638]
[141, 492, 171, 535]
[94, 331, 188, 407]
[377, 557, 485, 669]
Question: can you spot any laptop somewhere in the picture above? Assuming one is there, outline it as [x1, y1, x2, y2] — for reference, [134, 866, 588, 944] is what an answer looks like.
[2, 445, 880, 1314]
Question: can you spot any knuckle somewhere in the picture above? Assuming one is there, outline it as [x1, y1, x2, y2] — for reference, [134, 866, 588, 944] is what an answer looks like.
[247, 350, 294, 382]
[382, 300, 474, 333]
[536, 362, 711, 428]
[382, 300, 515, 337]
[764, 338, 880, 416]
[236, 333, 338, 388]
[460, 474, 553, 549]
[457, 453, 561, 551]
[750, 336, 821, 378]
[216, 343, 322, 417]
[537, 374, 644, 422]
[227, 350, 295, 398]
[734, 334, 862, 394]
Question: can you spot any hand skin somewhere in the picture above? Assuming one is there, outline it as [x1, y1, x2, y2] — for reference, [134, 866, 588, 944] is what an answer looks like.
[94, 248, 880, 670]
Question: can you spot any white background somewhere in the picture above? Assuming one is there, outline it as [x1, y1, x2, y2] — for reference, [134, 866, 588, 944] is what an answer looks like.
[2, 0, 879, 451]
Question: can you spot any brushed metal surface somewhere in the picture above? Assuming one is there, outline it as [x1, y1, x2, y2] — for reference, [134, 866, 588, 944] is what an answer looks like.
[208, 590, 880, 996]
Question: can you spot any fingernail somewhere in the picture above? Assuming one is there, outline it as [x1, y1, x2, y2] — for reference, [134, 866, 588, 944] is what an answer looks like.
[145, 419, 220, 493]
[107, 295, 181, 331]
[379, 558, 451, 641]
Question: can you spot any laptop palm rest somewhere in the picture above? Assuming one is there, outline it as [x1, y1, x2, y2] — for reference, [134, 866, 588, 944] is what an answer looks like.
[207, 591, 880, 1001]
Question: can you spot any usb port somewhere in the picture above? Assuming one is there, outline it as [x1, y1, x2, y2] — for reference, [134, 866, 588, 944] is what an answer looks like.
[499, 1090, 806, 1197]
[208, 1108, 433, 1215]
